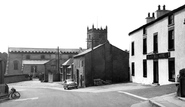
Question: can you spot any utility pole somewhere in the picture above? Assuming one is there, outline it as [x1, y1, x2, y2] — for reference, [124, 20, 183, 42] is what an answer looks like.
[91, 37, 94, 85]
[57, 46, 60, 74]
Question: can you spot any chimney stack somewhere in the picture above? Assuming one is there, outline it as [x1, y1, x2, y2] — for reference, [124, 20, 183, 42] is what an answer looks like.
[146, 12, 155, 23]
[156, 5, 170, 18]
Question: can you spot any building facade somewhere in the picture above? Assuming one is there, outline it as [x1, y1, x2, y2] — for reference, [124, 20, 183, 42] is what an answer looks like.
[74, 41, 129, 87]
[129, 4, 185, 85]
[6, 47, 81, 81]
[73, 25, 129, 87]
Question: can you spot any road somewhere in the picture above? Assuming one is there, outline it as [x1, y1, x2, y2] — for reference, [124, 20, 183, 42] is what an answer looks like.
[0, 79, 176, 107]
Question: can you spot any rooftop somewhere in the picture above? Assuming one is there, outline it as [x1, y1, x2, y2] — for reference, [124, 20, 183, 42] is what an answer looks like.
[129, 4, 185, 35]
[8, 47, 83, 54]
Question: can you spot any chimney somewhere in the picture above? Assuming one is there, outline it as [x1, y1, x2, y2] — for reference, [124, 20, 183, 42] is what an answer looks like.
[156, 5, 171, 18]
[158, 5, 161, 10]
[163, 5, 165, 10]
[146, 12, 155, 23]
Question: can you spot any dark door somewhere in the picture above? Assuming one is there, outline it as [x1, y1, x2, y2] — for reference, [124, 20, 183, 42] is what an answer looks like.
[77, 69, 79, 86]
[153, 60, 159, 83]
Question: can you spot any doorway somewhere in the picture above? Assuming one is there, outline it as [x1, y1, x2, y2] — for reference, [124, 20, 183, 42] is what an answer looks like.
[76, 69, 79, 86]
[153, 60, 159, 84]
[31, 65, 37, 78]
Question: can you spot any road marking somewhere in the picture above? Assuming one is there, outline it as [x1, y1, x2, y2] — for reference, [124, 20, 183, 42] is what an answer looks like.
[118, 91, 148, 100]
[13, 97, 39, 101]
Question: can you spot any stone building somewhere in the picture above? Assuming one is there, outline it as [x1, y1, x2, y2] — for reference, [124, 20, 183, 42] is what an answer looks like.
[129, 4, 185, 85]
[6, 47, 81, 81]
[73, 26, 129, 87]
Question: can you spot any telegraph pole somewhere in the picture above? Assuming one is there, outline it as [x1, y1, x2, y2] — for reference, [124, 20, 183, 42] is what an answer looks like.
[57, 46, 60, 74]
[91, 37, 94, 85]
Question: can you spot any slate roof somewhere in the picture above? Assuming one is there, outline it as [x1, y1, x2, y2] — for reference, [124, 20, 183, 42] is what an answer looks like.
[62, 58, 73, 66]
[8, 47, 82, 54]
[74, 43, 104, 58]
[129, 4, 185, 35]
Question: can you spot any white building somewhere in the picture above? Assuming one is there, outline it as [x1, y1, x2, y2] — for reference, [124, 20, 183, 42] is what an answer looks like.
[129, 4, 185, 85]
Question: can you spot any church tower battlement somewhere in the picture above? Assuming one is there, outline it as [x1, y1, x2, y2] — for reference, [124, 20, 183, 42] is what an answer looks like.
[87, 25, 108, 49]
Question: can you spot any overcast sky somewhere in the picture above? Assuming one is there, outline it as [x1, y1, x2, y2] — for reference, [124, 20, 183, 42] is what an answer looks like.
[0, 0, 185, 52]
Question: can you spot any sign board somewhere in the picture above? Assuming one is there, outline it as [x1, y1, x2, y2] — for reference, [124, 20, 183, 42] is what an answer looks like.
[147, 52, 170, 60]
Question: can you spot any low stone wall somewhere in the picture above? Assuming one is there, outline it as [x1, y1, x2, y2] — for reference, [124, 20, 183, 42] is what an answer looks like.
[0, 84, 8, 97]
[4, 74, 30, 84]
[0, 84, 5, 96]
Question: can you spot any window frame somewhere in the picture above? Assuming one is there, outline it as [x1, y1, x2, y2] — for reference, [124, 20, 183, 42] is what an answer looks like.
[168, 14, 174, 26]
[131, 62, 135, 76]
[153, 33, 158, 53]
[143, 27, 147, 35]
[143, 60, 147, 78]
[13, 60, 19, 70]
[131, 42, 135, 56]
[143, 38, 147, 54]
[168, 58, 175, 82]
[168, 28, 175, 51]
[26, 55, 30, 60]
[41, 55, 45, 59]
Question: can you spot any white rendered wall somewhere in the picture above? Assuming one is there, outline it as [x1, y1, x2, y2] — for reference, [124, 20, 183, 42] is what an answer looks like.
[174, 8, 185, 78]
[130, 9, 185, 85]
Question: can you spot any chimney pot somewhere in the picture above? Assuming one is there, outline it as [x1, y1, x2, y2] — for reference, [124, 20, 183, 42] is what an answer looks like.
[163, 5, 165, 10]
[152, 12, 155, 17]
[148, 13, 150, 17]
[158, 5, 160, 10]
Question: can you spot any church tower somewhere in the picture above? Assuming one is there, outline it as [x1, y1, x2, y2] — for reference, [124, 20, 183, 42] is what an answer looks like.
[87, 25, 108, 49]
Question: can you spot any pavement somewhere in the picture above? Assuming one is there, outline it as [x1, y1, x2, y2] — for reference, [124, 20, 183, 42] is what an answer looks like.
[130, 84, 185, 107]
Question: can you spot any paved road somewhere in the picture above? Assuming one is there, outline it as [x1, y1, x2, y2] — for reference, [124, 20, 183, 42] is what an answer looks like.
[0, 80, 176, 107]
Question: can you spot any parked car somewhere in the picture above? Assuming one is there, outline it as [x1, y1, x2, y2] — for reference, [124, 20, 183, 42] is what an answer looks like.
[63, 79, 78, 90]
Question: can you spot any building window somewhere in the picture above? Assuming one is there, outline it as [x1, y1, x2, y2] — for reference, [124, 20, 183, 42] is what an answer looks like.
[131, 42, 135, 56]
[143, 60, 147, 77]
[143, 38, 147, 54]
[143, 27, 147, 35]
[13, 60, 19, 70]
[69, 55, 73, 58]
[41, 55, 45, 59]
[26, 55, 30, 59]
[131, 62, 135, 76]
[168, 29, 174, 51]
[169, 58, 175, 82]
[168, 14, 174, 26]
[81, 60, 83, 67]
[153, 33, 158, 53]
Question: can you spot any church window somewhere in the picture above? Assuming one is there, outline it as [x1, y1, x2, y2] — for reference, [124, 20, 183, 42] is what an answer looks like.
[41, 55, 45, 59]
[26, 55, 30, 59]
[13, 60, 19, 70]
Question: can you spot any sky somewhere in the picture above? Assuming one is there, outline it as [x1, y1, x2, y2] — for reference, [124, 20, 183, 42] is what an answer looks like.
[0, 0, 185, 53]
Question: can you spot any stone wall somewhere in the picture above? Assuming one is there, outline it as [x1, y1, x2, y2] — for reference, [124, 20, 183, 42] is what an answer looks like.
[4, 74, 30, 83]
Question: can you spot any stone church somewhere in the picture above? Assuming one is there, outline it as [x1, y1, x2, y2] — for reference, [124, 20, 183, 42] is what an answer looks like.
[6, 47, 82, 81]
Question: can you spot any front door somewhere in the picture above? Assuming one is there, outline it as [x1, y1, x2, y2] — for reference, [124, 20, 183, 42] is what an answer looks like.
[153, 60, 159, 84]
[76, 69, 79, 86]
[31, 65, 37, 78]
